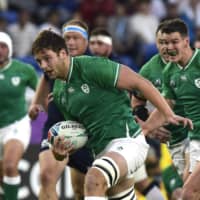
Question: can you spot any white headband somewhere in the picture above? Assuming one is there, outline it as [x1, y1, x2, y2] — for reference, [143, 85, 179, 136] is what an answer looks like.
[0, 32, 12, 58]
[90, 35, 112, 45]
[62, 25, 88, 39]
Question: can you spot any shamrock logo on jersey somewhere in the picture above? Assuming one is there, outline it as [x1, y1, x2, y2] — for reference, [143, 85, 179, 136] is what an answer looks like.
[11, 77, 20, 86]
[194, 78, 200, 88]
[81, 84, 90, 94]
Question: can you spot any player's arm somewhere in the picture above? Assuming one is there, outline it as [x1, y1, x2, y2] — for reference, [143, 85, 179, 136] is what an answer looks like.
[28, 75, 50, 120]
[131, 94, 149, 121]
[117, 65, 193, 134]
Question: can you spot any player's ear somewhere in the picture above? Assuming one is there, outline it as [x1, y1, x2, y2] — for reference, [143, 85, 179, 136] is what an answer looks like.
[59, 49, 68, 57]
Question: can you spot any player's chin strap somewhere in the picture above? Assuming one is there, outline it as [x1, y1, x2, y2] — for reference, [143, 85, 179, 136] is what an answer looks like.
[109, 186, 137, 200]
[92, 156, 120, 188]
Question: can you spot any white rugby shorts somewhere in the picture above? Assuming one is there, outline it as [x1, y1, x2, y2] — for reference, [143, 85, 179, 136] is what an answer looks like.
[0, 115, 31, 160]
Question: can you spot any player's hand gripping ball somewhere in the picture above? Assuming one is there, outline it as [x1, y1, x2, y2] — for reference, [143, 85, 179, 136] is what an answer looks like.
[48, 120, 88, 152]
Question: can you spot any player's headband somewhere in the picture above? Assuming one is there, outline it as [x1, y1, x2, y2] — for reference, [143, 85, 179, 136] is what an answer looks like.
[89, 35, 112, 45]
[62, 25, 88, 39]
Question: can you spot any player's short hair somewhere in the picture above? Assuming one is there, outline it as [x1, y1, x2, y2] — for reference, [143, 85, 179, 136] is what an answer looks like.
[90, 27, 111, 38]
[89, 27, 112, 45]
[159, 18, 189, 37]
[156, 20, 168, 35]
[32, 30, 68, 55]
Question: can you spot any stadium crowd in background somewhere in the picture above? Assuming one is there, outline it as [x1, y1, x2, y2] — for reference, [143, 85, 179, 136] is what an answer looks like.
[0, 0, 200, 200]
[0, 0, 200, 70]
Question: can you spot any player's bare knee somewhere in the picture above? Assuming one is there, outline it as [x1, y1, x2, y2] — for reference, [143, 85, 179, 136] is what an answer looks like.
[40, 166, 57, 185]
[182, 186, 196, 200]
[85, 167, 108, 194]
[3, 161, 17, 176]
[85, 157, 120, 195]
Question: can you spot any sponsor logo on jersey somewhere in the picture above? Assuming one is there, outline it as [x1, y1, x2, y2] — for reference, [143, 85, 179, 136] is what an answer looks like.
[170, 80, 176, 88]
[11, 76, 20, 86]
[154, 79, 162, 87]
[195, 78, 200, 88]
[180, 75, 187, 81]
[81, 84, 90, 94]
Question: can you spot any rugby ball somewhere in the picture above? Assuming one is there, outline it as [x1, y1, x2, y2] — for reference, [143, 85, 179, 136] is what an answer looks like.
[48, 120, 88, 150]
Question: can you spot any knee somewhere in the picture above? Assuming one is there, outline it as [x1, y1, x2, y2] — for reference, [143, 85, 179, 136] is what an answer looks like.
[40, 165, 57, 185]
[3, 161, 17, 176]
[182, 186, 196, 200]
[85, 167, 108, 195]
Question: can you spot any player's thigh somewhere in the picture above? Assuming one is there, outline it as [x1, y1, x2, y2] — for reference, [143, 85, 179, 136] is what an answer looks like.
[189, 140, 200, 172]
[183, 161, 200, 194]
[133, 164, 148, 183]
[103, 134, 149, 180]
[70, 167, 85, 192]
[39, 149, 67, 180]
[169, 138, 189, 176]
[90, 135, 149, 190]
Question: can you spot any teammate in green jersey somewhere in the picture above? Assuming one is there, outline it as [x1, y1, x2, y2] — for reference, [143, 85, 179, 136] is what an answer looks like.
[159, 18, 200, 200]
[132, 21, 190, 182]
[89, 27, 165, 200]
[29, 20, 92, 200]
[0, 32, 38, 200]
[32, 30, 192, 200]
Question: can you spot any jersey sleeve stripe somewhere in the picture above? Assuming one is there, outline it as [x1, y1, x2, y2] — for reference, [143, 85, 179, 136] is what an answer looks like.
[67, 57, 74, 83]
[114, 64, 120, 87]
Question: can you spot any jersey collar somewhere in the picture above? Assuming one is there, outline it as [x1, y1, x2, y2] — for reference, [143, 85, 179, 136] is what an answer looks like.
[177, 48, 198, 70]
[0, 59, 12, 72]
[66, 56, 74, 83]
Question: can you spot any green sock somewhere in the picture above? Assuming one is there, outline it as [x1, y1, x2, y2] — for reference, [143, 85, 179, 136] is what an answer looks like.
[3, 176, 21, 200]
[0, 193, 5, 200]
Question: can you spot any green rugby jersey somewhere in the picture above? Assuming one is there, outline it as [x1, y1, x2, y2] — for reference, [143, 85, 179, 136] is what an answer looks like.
[0, 59, 38, 128]
[140, 54, 188, 145]
[53, 55, 141, 155]
[162, 49, 200, 140]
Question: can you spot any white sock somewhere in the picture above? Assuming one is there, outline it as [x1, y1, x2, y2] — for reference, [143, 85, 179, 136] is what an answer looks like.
[84, 197, 108, 200]
[146, 186, 164, 200]
[3, 175, 21, 185]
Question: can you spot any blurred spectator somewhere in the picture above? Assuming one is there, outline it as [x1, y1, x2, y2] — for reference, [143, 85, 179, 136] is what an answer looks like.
[107, 1, 132, 54]
[0, 0, 8, 11]
[79, 0, 115, 27]
[0, 16, 8, 32]
[150, 0, 166, 20]
[194, 27, 200, 49]
[7, 8, 38, 57]
[92, 13, 108, 29]
[38, 9, 61, 34]
[8, 0, 38, 13]
[178, 0, 200, 27]
[128, 0, 159, 45]
[128, 0, 159, 66]
[161, 0, 195, 44]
